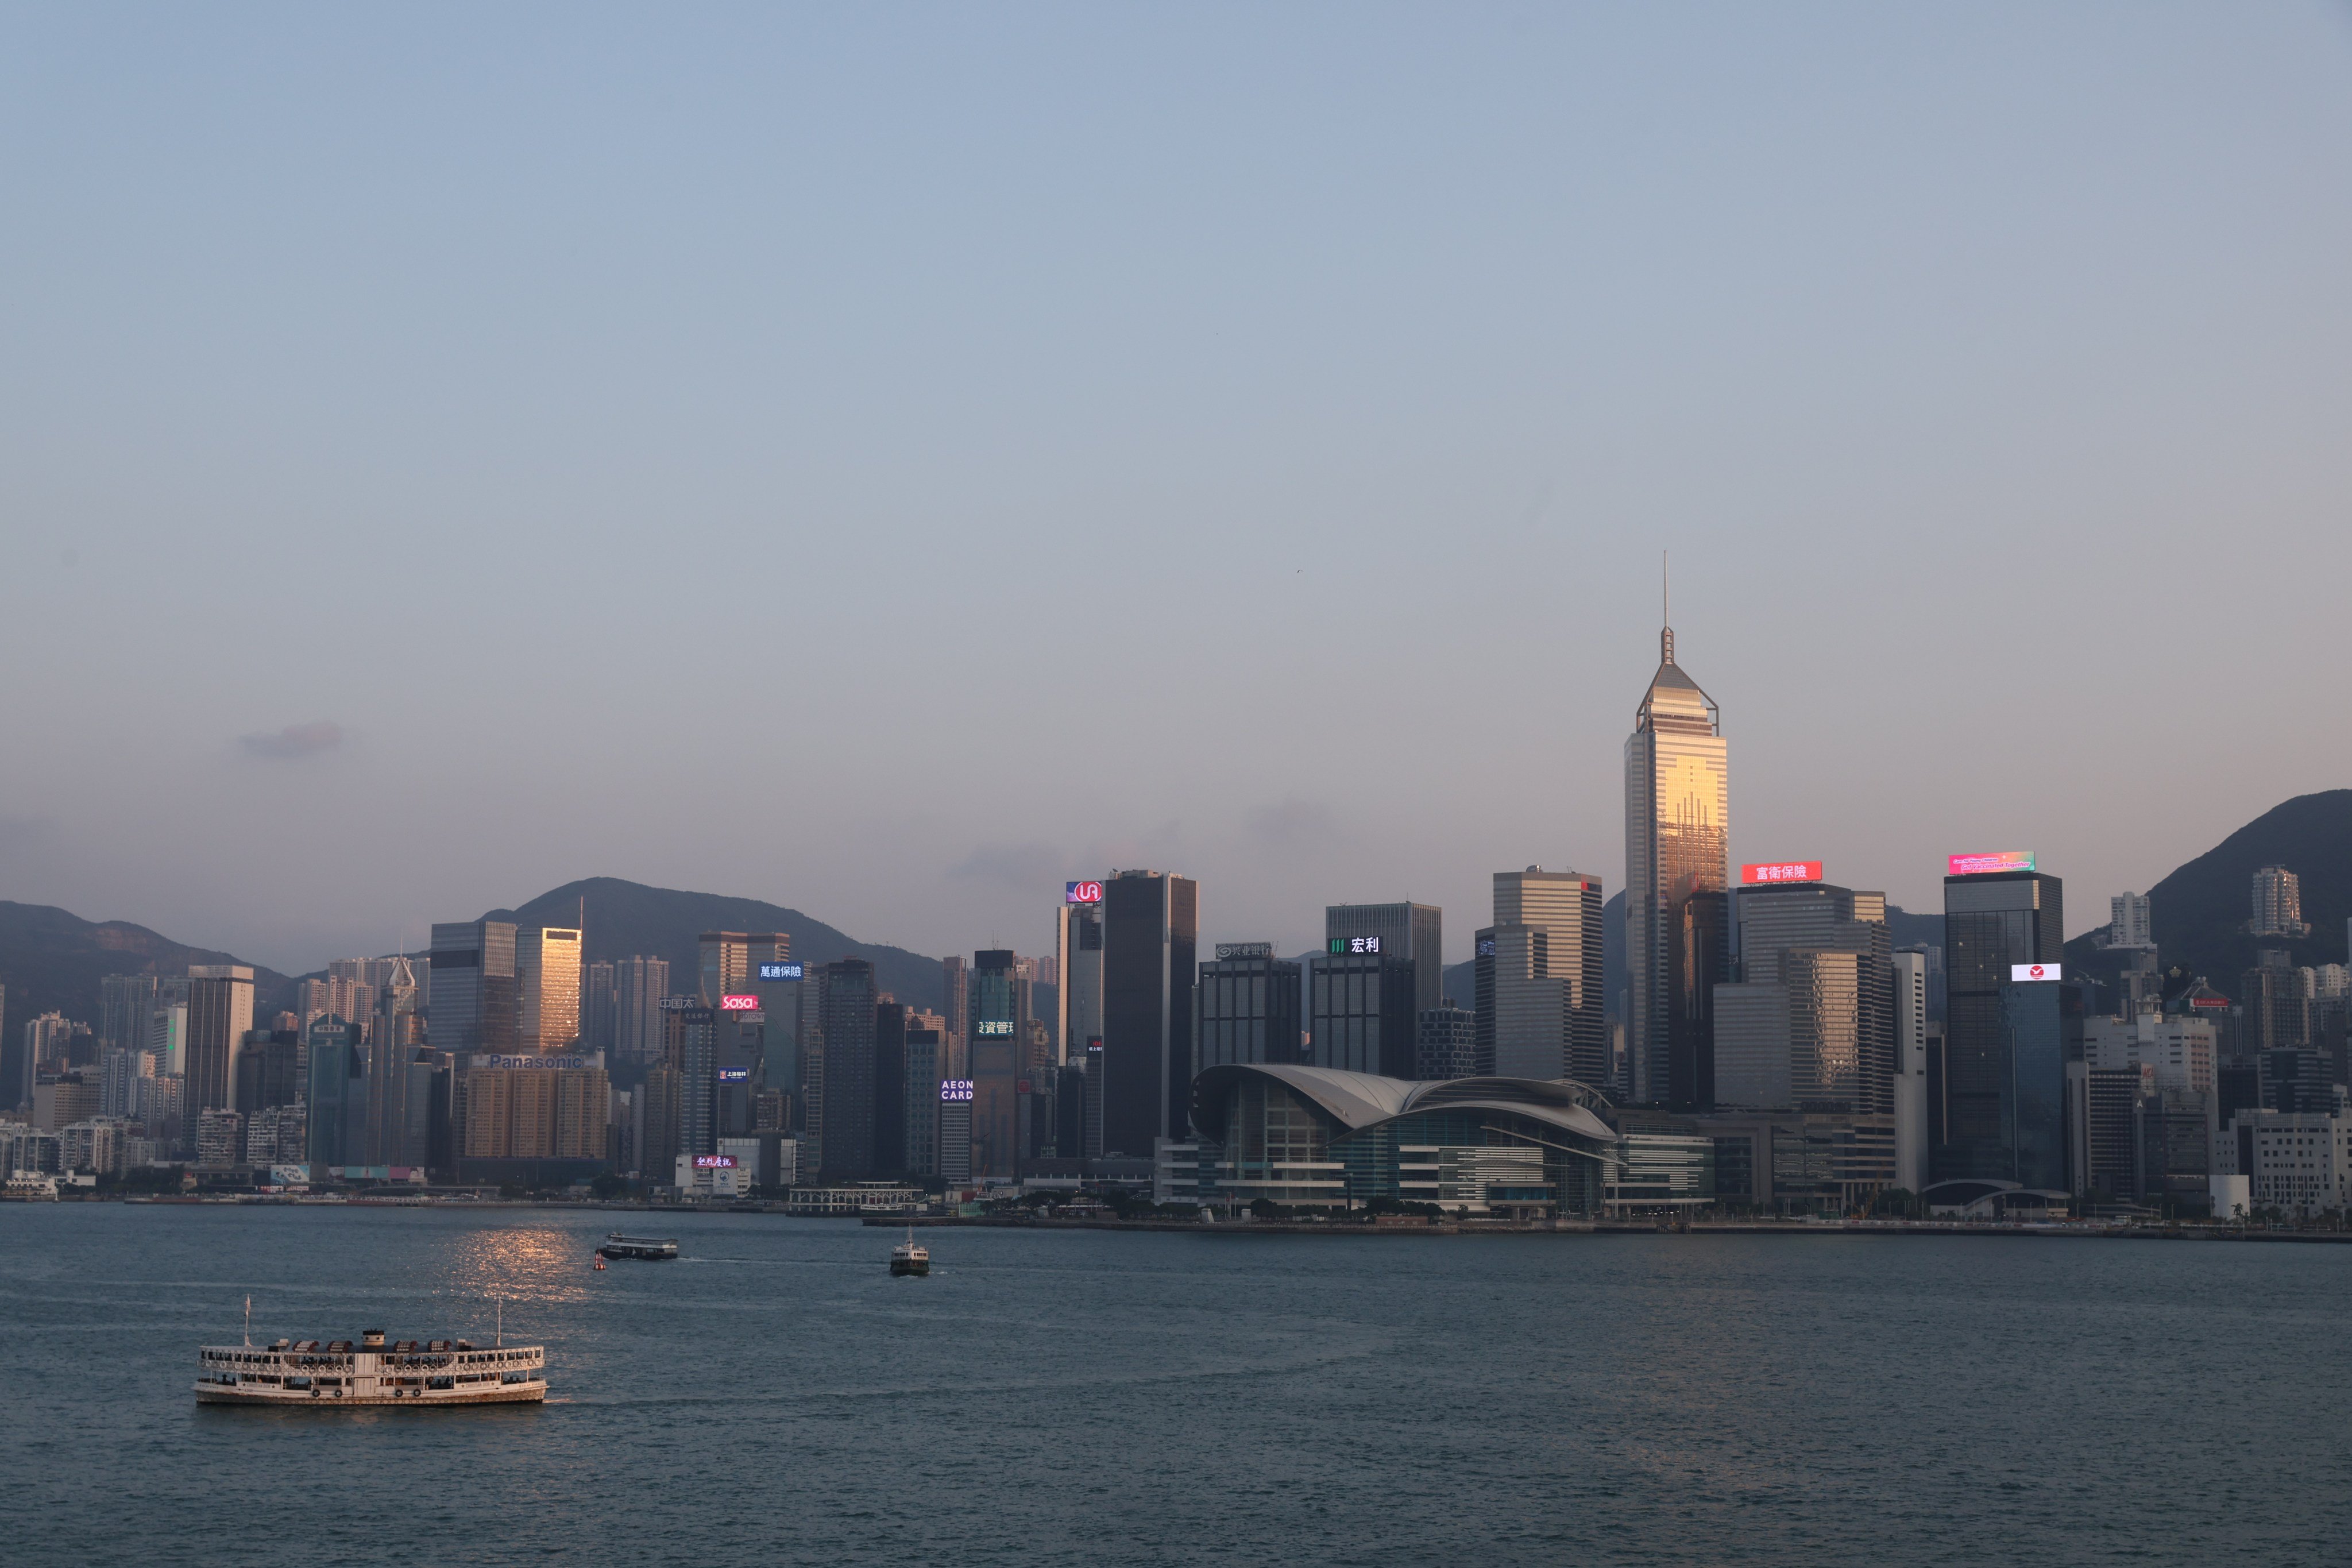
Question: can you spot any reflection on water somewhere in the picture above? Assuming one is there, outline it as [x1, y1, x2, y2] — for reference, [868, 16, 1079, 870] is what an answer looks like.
[3, 1208, 2348, 1567]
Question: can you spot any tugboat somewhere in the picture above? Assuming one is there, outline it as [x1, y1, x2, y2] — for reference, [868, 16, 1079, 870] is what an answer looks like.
[597, 1234, 679, 1261]
[890, 1227, 930, 1277]
[196, 1301, 545, 1407]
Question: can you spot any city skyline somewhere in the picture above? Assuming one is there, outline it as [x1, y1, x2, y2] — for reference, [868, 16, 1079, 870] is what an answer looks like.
[2, 7, 2347, 973]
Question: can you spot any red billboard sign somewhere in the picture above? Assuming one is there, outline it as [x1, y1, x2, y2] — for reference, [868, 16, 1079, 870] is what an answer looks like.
[1065, 880, 1104, 905]
[1740, 861, 1823, 886]
[719, 994, 760, 1011]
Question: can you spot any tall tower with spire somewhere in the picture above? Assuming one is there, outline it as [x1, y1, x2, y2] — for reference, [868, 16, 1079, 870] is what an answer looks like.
[1624, 586, 1729, 1109]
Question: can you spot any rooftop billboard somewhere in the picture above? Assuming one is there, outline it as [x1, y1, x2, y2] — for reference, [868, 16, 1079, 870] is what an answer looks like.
[1740, 861, 1822, 886]
[1949, 850, 2036, 877]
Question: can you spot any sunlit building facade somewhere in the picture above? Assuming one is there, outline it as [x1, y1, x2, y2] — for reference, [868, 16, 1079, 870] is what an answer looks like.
[1625, 625, 1729, 1110]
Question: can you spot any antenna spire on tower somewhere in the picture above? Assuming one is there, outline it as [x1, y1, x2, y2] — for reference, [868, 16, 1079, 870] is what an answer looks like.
[1662, 550, 1674, 664]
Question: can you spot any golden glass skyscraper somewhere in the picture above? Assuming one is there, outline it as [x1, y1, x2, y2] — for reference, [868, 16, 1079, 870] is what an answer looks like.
[517, 928, 583, 1053]
[1624, 623, 1729, 1109]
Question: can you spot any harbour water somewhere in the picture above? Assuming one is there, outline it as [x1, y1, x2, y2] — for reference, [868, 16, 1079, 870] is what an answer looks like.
[3, 1206, 2346, 1565]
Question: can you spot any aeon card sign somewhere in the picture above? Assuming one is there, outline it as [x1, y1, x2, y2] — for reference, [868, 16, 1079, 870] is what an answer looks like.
[940, 1079, 976, 1102]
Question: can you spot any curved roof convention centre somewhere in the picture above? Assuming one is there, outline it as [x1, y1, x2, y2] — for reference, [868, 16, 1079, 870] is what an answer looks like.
[1190, 1063, 1619, 1146]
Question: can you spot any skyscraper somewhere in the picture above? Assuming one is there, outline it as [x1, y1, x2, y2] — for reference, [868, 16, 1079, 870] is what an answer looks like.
[516, 928, 582, 1053]
[1711, 874, 1892, 1112]
[1100, 870, 1199, 1154]
[1625, 622, 1729, 1110]
[968, 950, 1022, 1179]
[816, 959, 878, 1177]
[940, 955, 969, 1076]
[582, 960, 617, 1056]
[1056, 899, 1105, 1077]
[699, 932, 754, 1003]
[1938, 855, 2065, 1184]
[1192, 943, 1303, 1071]
[2249, 866, 2311, 939]
[2107, 892, 2154, 951]
[1307, 949, 1417, 1077]
[612, 955, 671, 1064]
[184, 965, 255, 1115]
[98, 975, 160, 1061]
[1323, 903, 1443, 1017]
[1894, 949, 1931, 1193]
[1477, 868, 1607, 1086]
[428, 921, 519, 1054]
[874, 999, 909, 1173]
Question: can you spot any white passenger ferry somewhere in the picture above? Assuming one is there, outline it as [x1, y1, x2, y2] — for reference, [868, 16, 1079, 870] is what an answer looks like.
[195, 1324, 546, 1407]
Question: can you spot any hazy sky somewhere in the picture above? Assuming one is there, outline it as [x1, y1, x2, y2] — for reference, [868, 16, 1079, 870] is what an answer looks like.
[3, 4, 2349, 976]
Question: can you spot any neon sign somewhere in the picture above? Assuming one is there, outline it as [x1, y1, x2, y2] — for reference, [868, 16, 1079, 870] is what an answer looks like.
[1328, 936, 1381, 955]
[1741, 861, 1822, 885]
[940, 1080, 975, 1102]
[975, 1020, 1013, 1036]
[1949, 851, 2035, 877]
[693, 1154, 737, 1168]
[1066, 881, 1104, 904]
[2009, 963, 2063, 983]
[720, 995, 760, 1011]
[758, 961, 803, 982]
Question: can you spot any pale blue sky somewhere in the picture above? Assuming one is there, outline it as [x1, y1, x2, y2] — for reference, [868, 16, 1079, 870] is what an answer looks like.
[3, 3, 2348, 972]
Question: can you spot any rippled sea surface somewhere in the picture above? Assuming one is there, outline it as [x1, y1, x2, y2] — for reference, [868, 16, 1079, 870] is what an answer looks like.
[3, 1206, 2347, 1566]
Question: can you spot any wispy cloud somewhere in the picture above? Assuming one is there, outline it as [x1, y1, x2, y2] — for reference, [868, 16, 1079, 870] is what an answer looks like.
[238, 721, 345, 760]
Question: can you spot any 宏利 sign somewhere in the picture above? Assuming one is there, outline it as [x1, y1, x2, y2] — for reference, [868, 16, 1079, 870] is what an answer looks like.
[720, 994, 760, 1011]
[975, 1019, 1014, 1036]
[2010, 963, 2063, 983]
[940, 1079, 976, 1102]
[693, 1154, 737, 1169]
[1066, 880, 1104, 905]
[1949, 850, 2036, 877]
[1215, 942, 1274, 961]
[1328, 936, 1381, 955]
[758, 961, 803, 982]
[1741, 861, 1823, 886]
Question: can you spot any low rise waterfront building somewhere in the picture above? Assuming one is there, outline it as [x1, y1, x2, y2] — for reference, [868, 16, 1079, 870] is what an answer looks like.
[1188, 1064, 1633, 1216]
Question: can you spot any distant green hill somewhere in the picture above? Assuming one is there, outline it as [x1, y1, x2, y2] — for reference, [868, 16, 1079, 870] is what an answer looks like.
[487, 876, 948, 1014]
[2064, 789, 2352, 987]
[0, 901, 292, 1034]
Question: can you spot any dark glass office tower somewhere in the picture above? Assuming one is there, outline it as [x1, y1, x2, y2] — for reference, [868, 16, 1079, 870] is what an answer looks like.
[1192, 943, 1304, 1070]
[1308, 951, 1418, 1077]
[1101, 870, 1199, 1154]
[428, 920, 518, 1055]
[1625, 626, 1729, 1110]
[1323, 903, 1443, 1017]
[1937, 864, 2064, 1184]
[816, 959, 877, 1177]
[968, 949, 1022, 1179]
[873, 1001, 909, 1173]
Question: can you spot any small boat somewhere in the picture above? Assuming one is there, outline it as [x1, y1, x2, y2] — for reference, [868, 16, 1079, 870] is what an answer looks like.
[592, 1257, 605, 1270]
[890, 1227, 929, 1277]
[196, 1303, 544, 1408]
[597, 1234, 679, 1261]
